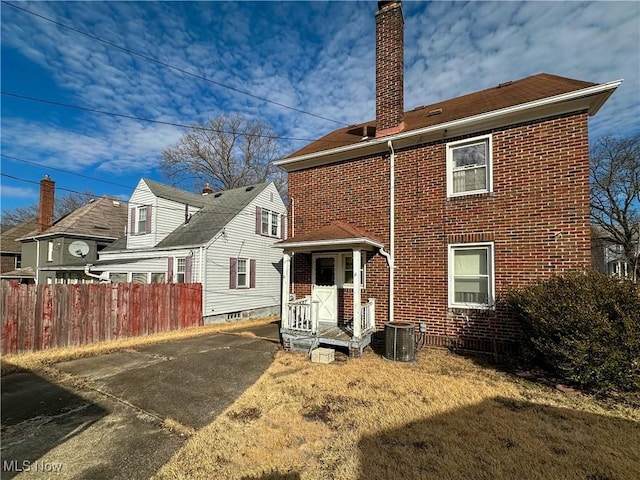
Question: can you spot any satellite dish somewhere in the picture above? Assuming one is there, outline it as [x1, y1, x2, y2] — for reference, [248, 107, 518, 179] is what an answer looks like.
[68, 240, 90, 258]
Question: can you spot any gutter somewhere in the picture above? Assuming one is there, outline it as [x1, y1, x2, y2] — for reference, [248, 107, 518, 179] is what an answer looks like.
[84, 264, 110, 282]
[274, 80, 622, 171]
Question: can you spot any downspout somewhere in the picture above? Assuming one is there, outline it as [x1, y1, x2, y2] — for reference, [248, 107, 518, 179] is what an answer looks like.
[290, 197, 295, 298]
[35, 240, 40, 285]
[200, 245, 206, 314]
[379, 139, 395, 323]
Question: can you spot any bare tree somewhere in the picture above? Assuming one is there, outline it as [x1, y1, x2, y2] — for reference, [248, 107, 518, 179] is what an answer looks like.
[1, 190, 96, 228]
[590, 135, 640, 279]
[160, 114, 286, 195]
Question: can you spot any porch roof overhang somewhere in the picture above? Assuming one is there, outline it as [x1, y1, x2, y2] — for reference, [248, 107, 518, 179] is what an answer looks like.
[273, 220, 384, 253]
[0, 267, 35, 279]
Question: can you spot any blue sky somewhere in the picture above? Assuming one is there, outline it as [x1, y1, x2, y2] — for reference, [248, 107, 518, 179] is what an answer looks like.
[1, 1, 639, 214]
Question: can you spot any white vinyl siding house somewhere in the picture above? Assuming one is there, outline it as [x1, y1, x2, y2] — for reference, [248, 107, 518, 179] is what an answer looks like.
[97, 179, 285, 322]
[202, 185, 284, 317]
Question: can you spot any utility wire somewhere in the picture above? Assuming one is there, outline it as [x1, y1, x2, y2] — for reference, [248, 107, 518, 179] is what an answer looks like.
[2, 91, 344, 144]
[1, 172, 286, 228]
[2, 0, 349, 127]
[1, 154, 134, 190]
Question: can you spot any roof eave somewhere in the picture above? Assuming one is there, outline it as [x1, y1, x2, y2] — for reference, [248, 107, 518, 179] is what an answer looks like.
[16, 232, 122, 242]
[273, 237, 384, 252]
[274, 80, 622, 173]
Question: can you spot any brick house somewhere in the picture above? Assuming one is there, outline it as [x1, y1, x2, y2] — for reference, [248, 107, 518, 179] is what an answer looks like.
[274, 0, 621, 355]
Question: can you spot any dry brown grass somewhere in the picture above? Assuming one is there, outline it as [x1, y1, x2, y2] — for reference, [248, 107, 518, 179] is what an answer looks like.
[154, 348, 640, 480]
[1, 316, 278, 377]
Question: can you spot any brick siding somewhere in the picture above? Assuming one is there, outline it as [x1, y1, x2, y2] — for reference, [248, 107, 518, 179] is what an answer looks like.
[375, 1, 404, 135]
[288, 111, 591, 352]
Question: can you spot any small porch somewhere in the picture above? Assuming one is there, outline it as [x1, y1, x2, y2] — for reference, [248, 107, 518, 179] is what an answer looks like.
[281, 295, 376, 356]
[275, 221, 385, 357]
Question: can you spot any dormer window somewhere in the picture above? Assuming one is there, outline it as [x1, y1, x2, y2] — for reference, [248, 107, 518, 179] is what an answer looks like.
[130, 205, 152, 235]
[138, 206, 148, 233]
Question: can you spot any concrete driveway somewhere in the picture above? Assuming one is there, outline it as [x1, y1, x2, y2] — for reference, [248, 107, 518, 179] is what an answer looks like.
[1, 322, 280, 479]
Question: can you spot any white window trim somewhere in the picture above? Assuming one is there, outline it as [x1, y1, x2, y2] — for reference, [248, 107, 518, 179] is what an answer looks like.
[137, 206, 148, 234]
[237, 257, 249, 288]
[446, 133, 493, 198]
[448, 242, 495, 309]
[47, 241, 54, 262]
[311, 252, 366, 289]
[176, 257, 186, 284]
[261, 209, 280, 238]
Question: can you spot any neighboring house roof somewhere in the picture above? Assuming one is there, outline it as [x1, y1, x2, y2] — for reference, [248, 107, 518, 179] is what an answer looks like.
[0, 218, 39, 253]
[156, 183, 269, 248]
[18, 197, 128, 240]
[276, 73, 619, 170]
[102, 182, 271, 253]
[276, 220, 383, 251]
[1, 266, 35, 279]
[142, 178, 208, 209]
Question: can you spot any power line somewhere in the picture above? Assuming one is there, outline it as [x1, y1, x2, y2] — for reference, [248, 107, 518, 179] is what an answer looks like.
[2, 91, 342, 144]
[1, 172, 285, 227]
[2, 0, 348, 127]
[1, 154, 134, 190]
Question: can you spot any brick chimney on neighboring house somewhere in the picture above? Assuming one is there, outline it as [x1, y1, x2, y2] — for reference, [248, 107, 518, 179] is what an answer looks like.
[375, 0, 405, 137]
[202, 183, 213, 195]
[39, 174, 55, 232]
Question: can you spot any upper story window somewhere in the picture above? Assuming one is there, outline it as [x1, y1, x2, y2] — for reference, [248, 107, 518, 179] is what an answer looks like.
[447, 134, 492, 197]
[47, 241, 54, 262]
[448, 243, 494, 309]
[15, 255, 22, 269]
[137, 206, 148, 234]
[259, 208, 281, 238]
[130, 205, 152, 235]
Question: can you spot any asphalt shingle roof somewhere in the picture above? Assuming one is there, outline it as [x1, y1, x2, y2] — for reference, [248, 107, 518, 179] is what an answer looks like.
[142, 179, 208, 209]
[19, 197, 128, 240]
[288, 73, 596, 159]
[155, 182, 269, 248]
[1, 219, 39, 252]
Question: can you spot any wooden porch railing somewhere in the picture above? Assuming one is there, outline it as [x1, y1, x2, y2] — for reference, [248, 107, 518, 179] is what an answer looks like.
[362, 298, 376, 332]
[285, 296, 318, 334]
[284, 297, 375, 340]
[356, 298, 376, 339]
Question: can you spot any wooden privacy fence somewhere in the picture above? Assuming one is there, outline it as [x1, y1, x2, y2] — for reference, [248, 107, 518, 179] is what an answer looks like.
[1, 282, 202, 355]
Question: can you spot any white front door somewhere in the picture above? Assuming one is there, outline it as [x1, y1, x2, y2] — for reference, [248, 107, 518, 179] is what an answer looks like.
[312, 255, 338, 325]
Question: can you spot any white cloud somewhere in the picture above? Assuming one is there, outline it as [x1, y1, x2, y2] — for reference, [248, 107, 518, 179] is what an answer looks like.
[1, 0, 638, 189]
[0, 185, 37, 200]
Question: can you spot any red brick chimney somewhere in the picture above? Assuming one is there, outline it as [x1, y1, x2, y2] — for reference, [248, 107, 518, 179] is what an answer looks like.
[39, 174, 55, 232]
[375, 0, 405, 137]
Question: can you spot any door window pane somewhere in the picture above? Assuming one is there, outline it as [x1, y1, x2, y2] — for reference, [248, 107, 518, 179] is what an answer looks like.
[315, 257, 335, 285]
